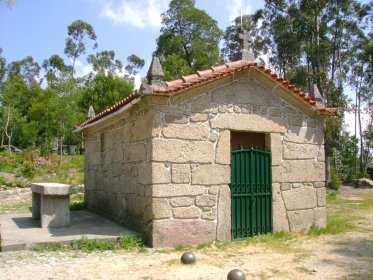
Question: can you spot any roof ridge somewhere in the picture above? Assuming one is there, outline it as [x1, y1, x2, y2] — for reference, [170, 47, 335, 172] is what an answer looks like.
[77, 60, 336, 129]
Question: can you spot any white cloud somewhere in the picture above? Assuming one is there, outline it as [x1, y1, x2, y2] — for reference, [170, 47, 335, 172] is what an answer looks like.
[74, 60, 93, 77]
[217, 0, 252, 22]
[100, 0, 169, 29]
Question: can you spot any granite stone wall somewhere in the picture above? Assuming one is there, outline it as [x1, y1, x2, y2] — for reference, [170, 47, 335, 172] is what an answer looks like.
[84, 76, 327, 247]
[84, 108, 159, 233]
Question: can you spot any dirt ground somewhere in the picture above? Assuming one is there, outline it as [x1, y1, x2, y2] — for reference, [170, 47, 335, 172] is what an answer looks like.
[0, 186, 372, 280]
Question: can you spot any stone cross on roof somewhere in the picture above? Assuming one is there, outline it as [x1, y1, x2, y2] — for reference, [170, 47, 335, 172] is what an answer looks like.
[238, 30, 255, 62]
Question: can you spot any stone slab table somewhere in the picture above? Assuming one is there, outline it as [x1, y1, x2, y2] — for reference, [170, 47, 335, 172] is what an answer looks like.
[31, 183, 72, 228]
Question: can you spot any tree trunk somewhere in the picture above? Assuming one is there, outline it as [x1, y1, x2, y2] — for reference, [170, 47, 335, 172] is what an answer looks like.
[4, 107, 13, 156]
[358, 89, 363, 172]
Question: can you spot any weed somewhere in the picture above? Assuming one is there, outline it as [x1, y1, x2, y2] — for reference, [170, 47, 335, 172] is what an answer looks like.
[0, 152, 84, 188]
[71, 237, 116, 251]
[70, 193, 87, 211]
[33, 242, 68, 252]
[119, 235, 145, 251]
[0, 175, 7, 186]
[174, 244, 192, 251]
[70, 201, 87, 211]
[195, 242, 211, 250]
[32, 235, 145, 252]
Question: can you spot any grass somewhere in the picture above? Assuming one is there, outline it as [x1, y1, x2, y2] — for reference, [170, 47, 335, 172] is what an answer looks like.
[69, 193, 87, 211]
[308, 192, 373, 236]
[0, 151, 84, 189]
[0, 201, 32, 215]
[0, 193, 86, 214]
[33, 235, 145, 252]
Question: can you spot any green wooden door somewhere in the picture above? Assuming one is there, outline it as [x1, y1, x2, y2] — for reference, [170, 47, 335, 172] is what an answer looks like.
[231, 148, 272, 240]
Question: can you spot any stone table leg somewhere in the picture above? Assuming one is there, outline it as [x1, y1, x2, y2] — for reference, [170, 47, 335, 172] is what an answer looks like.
[40, 195, 71, 228]
[32, 192, 41, 220]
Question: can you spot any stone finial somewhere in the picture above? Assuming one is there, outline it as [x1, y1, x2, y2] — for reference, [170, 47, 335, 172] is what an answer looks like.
[309, 84, 324, 106]
[146, 56, 166, 88]
[238, 30, 255, 62]
[87, 105, 95, 119]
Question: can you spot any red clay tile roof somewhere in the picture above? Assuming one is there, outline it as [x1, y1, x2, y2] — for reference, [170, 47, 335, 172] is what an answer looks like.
[77, 60, 337, 129]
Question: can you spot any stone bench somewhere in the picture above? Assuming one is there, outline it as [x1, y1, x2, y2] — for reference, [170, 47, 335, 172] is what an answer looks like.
[31, 183, 72, 228]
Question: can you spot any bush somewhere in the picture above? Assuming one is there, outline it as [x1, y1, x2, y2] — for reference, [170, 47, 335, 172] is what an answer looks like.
[330, 165, 342, 190]
[17, 160, 35, 178]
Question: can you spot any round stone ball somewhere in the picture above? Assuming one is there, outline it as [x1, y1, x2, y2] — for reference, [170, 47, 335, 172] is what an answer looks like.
[227, 269, 246, 280]
[180, 252, 196, 264]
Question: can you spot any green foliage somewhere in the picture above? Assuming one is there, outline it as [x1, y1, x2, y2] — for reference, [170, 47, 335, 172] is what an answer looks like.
[33, 242, 66, 252]
[119, 235, 145, 251]
[71, 236, 116, 251]
[80, 70, 133, 113]
[33, 235, 145, 252]
[329, 165, 342, 190]
[64, 19, 98, 75]
[0, 152, 84, 187]
[0, 175, 7, 185]
[174, 244, 192, 251]
[0, 153, 16, 172]
[87, 50, 123, 73]
[17, 160, 35, 178]
[1, 19, 144, 155]
[161, 54, 192, 81]
[70, 193, 87, 211]
[42, 54, 72, 86]
[125, 54, 145, 75]
[155, 0, 223, 80]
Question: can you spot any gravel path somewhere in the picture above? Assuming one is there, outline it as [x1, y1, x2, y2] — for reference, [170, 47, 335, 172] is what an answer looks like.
[0, 186, 372, 280]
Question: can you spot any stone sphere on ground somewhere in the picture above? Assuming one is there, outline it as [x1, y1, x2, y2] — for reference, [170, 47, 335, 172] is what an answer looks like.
[180, 252, 196, 264]
[227, 269, 246, 280]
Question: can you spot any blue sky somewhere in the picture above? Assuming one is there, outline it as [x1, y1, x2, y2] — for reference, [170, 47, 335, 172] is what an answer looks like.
[0, 0, 265, 76]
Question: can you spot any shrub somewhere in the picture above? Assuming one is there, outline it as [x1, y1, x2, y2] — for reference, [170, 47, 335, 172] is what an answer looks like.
[330, 165, 342, 190]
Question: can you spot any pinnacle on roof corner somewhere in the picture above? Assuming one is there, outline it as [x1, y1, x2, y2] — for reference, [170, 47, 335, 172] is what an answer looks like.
[146, 56, 166, 89]
[309, 84, 324, 106]
[87, 105, 95, 119]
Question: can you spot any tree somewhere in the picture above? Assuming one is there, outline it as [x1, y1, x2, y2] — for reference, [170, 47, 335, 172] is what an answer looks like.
[0, 76, 42, 149]
[42, 54, 72, 87]
[125, 54, 145, 76]
[0, 48, 6, 82]
[7, 56, 41, 86]
[80, 71, 133, 114]
[155, 0, 223, 80]
[87, 50, 123, 73]
[64, 20, 98, 76]
[0, 0, 16, 8]
[221, 11, 272, 65]
[348, 28, 372, 174]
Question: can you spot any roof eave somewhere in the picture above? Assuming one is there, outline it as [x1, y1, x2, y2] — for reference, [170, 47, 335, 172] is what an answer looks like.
[74, 96, 142, 133]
